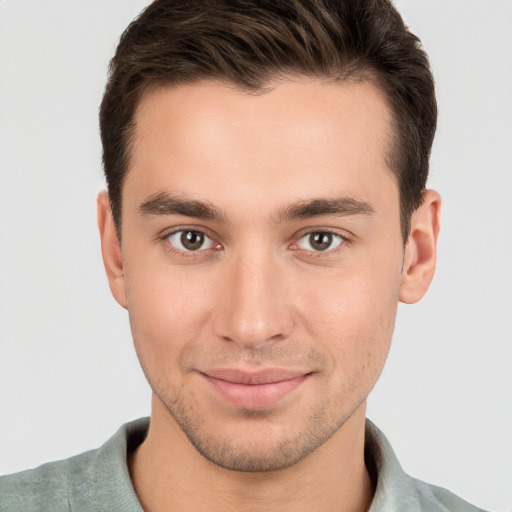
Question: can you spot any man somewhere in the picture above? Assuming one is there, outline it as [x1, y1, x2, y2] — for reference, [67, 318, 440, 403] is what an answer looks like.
[0, 0, 490, 511]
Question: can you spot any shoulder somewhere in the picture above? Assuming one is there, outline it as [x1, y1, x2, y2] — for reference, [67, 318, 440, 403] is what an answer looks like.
[408, 477, 488, 512]
[365, 419, 489, 512]
[0, 450, 96, 512]
[0, 418, 148, 512]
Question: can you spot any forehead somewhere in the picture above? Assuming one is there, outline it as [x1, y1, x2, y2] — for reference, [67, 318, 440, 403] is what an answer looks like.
[125, 78, 397, 218]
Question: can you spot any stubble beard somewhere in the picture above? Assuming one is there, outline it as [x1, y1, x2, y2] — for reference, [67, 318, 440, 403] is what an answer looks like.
[134, 333, 390, 473]
[152, 384, 363, 473]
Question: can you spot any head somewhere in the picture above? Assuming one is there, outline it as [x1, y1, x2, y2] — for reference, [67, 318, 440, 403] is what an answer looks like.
[100, 0, 437, 244]
[97, 0, 440, 473]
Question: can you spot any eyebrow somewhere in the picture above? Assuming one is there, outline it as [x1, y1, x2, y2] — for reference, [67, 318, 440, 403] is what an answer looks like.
[138, 192, 374, 224]
[273, 197, 375, 223]
[138, 192, 227, 222]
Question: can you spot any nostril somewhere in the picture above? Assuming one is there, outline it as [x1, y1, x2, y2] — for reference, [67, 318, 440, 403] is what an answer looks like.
[215, 316, 291, 349]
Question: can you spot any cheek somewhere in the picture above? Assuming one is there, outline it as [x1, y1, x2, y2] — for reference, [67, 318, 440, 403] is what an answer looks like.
[123, 263, 216, 374]
[298, 262, 400, 384]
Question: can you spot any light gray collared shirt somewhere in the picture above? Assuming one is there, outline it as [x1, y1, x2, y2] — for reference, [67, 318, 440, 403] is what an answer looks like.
[0, 418, 488, 511]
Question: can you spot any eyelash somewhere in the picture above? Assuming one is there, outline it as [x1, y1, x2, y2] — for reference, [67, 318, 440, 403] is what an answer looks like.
[160, 227, 221, 258]
[159, 227, 351, 258]
[291, 229, 349, 256]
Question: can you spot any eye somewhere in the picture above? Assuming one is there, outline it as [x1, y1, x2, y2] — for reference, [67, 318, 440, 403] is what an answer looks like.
[167, 230, 216, 252]
[296, 231, 344, 252]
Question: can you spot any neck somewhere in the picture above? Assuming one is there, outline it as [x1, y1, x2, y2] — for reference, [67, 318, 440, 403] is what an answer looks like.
[129, 397, 374, 512]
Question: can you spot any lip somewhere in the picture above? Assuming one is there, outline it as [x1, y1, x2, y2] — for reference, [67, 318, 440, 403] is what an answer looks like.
[201, 368, 311, 410]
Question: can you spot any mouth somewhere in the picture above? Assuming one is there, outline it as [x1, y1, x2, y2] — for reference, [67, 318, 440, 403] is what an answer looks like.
[200, 368, 312, 410]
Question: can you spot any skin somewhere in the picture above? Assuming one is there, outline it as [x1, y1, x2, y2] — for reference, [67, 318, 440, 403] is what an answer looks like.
[98, 78, 441, 512]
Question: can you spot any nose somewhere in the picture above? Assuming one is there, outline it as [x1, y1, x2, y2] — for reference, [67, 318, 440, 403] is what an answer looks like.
[213, 249, 293, 350]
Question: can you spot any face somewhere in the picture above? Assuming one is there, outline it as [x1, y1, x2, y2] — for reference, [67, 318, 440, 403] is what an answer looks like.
[114, 78, 405, 471]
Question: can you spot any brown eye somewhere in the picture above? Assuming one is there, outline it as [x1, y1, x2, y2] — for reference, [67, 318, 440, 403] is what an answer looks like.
[181, 231, 204, 250]
[310, 232, 332, 251]
[168, 230, 215, 252]
[297, 231, 343, 252]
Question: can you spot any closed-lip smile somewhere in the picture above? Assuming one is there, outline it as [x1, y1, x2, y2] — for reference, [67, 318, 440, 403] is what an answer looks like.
[200, 368, 311, 409]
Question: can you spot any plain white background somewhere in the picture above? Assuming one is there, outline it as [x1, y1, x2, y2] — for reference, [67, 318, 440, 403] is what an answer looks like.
[0, 1, 510, 510]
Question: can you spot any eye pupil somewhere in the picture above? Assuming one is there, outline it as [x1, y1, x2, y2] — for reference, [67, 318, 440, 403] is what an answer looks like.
[181, 231, 204, 251]
[310, 232, 332, 251]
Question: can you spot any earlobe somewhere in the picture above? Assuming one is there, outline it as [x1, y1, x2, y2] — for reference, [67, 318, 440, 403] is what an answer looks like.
[399, 189, 442, 304]
[97, 190, 127, 309]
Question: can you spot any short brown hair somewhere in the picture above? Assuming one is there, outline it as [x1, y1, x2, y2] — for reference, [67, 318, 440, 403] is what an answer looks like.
[100, 0, 436, 242]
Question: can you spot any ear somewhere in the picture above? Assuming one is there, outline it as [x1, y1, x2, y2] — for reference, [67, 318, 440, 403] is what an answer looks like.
[399, 189, 442, 304]
[97, 190, 127, 309]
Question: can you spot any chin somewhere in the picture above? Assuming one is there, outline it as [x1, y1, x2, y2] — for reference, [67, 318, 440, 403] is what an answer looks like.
[162, 392, 354, 473]
[188, 432, 325, 473]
